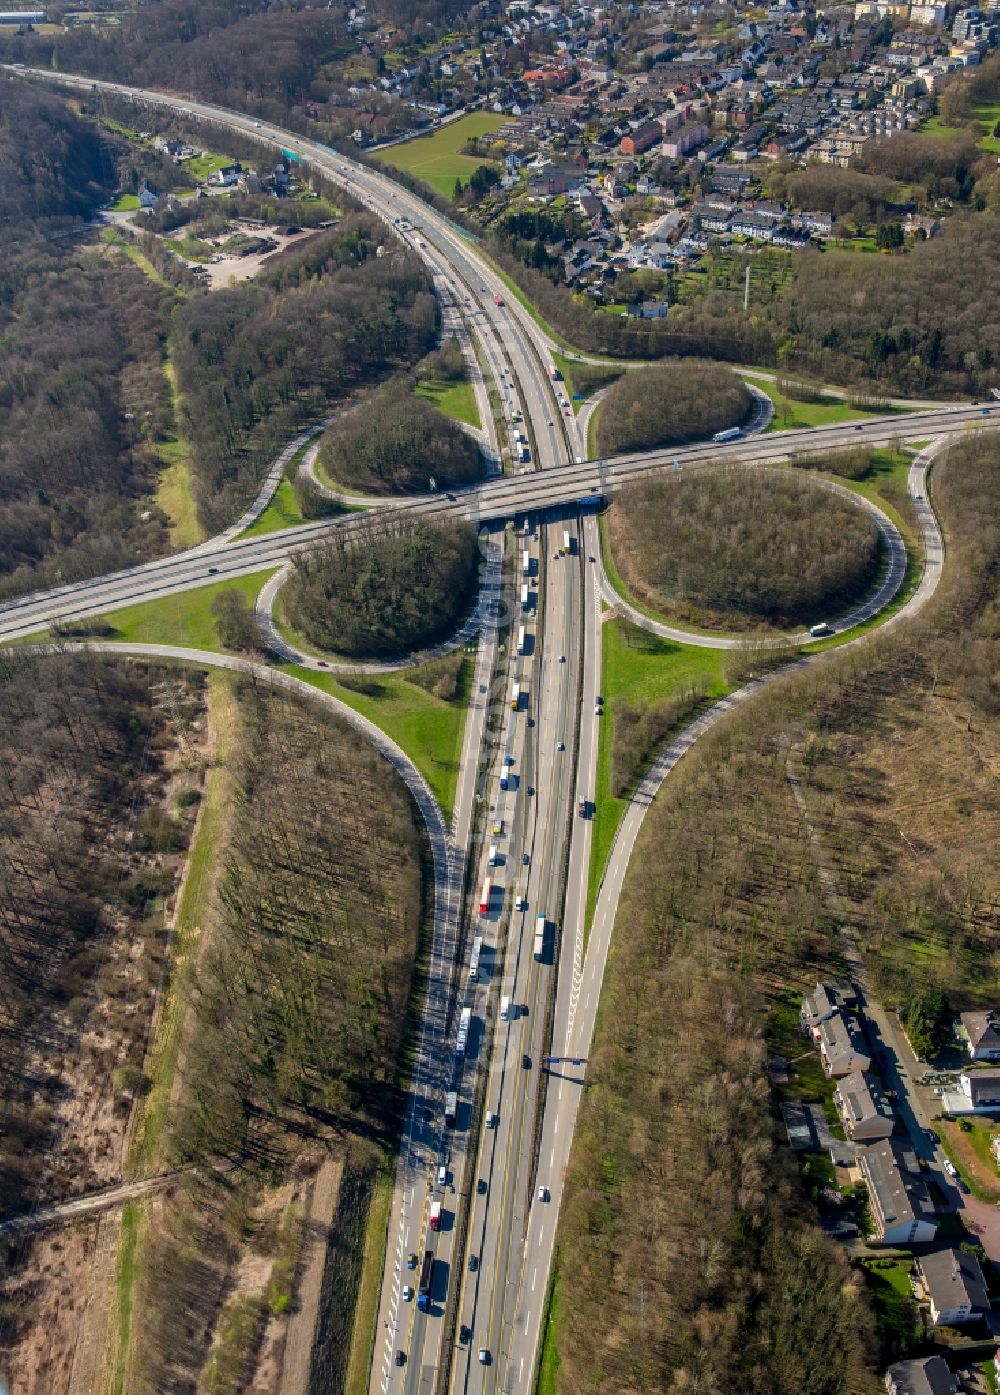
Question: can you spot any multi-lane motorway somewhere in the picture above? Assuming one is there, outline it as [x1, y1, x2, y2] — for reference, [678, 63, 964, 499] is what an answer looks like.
[0, 401, 993, 643]
[5, 64, 1000, 1395]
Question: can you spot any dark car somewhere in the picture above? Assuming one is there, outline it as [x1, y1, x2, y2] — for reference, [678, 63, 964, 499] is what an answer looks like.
[477, 1177, 487, 1195]
[523, 1053, 531, 1070]
[469, 1254, 479, 1273]
[460, 1325, 471, 1345]
[396, 1351, 406, 1367]
[925, 1128, 940, 1145]
[207, 567, 219, 575]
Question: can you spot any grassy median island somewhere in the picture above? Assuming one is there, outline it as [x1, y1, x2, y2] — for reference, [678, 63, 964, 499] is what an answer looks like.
[317, 383, 482, 496]
[607, 469, 882, 632]
[595, 360, 751, 456]
[282, 516, 480, 660]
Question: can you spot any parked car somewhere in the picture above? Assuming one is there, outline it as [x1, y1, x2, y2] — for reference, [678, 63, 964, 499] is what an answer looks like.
[944, 1159, 959, 1179]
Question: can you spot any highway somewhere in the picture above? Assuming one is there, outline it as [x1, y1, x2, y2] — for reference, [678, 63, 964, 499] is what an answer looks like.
[5, 65, 997, 1395]
[0, 402, 994, 643]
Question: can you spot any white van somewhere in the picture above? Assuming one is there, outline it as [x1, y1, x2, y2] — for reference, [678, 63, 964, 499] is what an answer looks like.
[437, 1165, 448, 1188]
[499, 995, 511, 1021]
[488, 844, 499, 867]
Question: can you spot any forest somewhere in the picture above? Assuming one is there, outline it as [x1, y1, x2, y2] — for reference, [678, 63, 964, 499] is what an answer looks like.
[133, 679, 427, 1394]
[316, 384, 482, 495]
[173, 218, 439, 531]
[0, 653, 206, 1392]
[283, 516, 480, 658]
[4, 0, 472, 142]
[553, 431, 1000, 1395]
[0, 79, 177, 598]
[607, 469, 881, 627]
[595, 362, 751, 456]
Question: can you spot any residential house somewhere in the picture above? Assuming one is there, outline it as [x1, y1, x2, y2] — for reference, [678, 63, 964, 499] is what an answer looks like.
[798, 210, 834, 235]
[626, 300, 670, 318]
[771, 226, 813, 248]
[620, 119, 663, 155]
[732, 209, 778, 240]
[212, 164, 242, 187]
[959, 1070, 1000, 1110]
[662, 122, 709, 159]
[137, 183, 159, 210]
[801, 979, 858, 1032]
[904, 213, 940, 238]
[858, 1139, 938, 1245]
[816, 1011, 871, 1077]
[884, 1356, 958, 1395]
[834, 1069, 895, 1141]
[959, 1011, 1000, 1060]
[917, 1249, 990, 1326]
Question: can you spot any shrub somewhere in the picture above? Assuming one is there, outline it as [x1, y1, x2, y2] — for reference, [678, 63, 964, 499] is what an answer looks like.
[791, 446, 875, 481]
[609, 468, 881, 627]
[210, 591, 260, 653]
[596, 362, 751, 456]
[318, 384, 482, 495]
[283, 516, 480, 659]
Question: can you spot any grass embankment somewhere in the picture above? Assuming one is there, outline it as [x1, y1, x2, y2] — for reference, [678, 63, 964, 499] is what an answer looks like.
[282, 655, 472, 820]
[374, 112, 506, 198]
[536, 1274, 563, 1395]
[101, 236, 203, 550]
[101, 226, 173, 291]
[743, 374, 879, 431]
[102, 570, 279, 650]
[128, 673, 238, 1175]
[239, 478, 304, 537]
[939, 1119, 1000, 1202]
[107, 674, 236, 1394]
[587, 619, 729, 929]
[343, 1163, 395, 1395]
[551, 353, 624, 413]
[105, 1200, 141, 1395]
[154, 360, 204, 550]
[415, 376, 481, 429]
